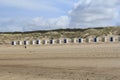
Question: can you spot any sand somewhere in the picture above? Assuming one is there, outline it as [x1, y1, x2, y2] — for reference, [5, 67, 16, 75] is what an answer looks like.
[0, 43, 120, 80]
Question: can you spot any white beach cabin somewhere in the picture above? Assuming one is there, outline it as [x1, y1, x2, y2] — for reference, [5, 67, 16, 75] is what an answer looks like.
[24, 41, 29, 45]
[18, 41, 22, 45]
[36, 40, 41, 45]
[44, 40, 48, 45]
[103, 37, 107, 42]
[86, 38, 91, 43]
[32, 40, 35, 45]
[118, 36, 120, 42]
[50, 39, 55, 44]
[73, 38, 77, 43]
[11, 41, 16, 45]
[94, 37, 99, 43]
[110, 37, 115, 42]
[64, 39, 68, 44]
[78, 38, 84, 43]
[58, 39, 62, 44]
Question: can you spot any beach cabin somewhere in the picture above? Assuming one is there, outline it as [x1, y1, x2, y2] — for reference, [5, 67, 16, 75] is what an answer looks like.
[64, 39, 68, 44]
[58, 39, 62, 44]
[86, 38, 91, 43]
[94, 37, 99, 43]
[18, 41, 22, 45]
[32, 40, 35, 45]
[73, 38, 77, 43]
[102, 37, 107, 42]
[78, 38, 83, 43]
[11, 41, 16, 45]
[36, 40, 41, 45]
[43, 40, 47, 45]
[110, 37, 115, 42]
[24, 41, 29, 45]
[118, 37, 120, 42]
[50, 39, 55, 44]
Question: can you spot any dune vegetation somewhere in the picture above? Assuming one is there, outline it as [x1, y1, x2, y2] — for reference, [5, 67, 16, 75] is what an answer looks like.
[0, 26, 120, 45]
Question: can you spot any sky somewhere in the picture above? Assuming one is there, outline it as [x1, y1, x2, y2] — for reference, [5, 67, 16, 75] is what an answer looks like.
[0, 0, 120, 32]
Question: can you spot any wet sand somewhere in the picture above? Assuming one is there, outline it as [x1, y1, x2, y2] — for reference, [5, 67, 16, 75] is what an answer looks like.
[0, 43, 120, 80]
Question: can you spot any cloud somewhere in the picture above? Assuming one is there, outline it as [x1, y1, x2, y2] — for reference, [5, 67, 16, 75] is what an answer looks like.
[0, 17, 27, 32]
[69, 0, 120, 28]
[0, 0, 77, 32]
[0, 16, 69, 32]
[0, 0, 120, 32]
[23, 16, 69, 31]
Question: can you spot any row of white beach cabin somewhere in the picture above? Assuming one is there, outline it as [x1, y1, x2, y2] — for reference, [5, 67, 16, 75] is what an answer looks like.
[11, 36, 120, 45]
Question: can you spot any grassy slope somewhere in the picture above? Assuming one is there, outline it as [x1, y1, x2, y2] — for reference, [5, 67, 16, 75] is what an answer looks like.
[0, 26, 120, 44]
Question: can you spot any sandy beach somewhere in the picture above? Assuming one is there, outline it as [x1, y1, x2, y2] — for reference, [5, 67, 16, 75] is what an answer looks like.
[0, 43, 120, 80]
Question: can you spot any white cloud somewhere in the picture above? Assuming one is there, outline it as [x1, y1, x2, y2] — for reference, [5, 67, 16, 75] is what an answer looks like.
[0, 0, 120, 32]
[24, 16, 69, 31]
[0, 0, 75, 32]
[69, 0, 120, 28]
[0, 16, 69, 32]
